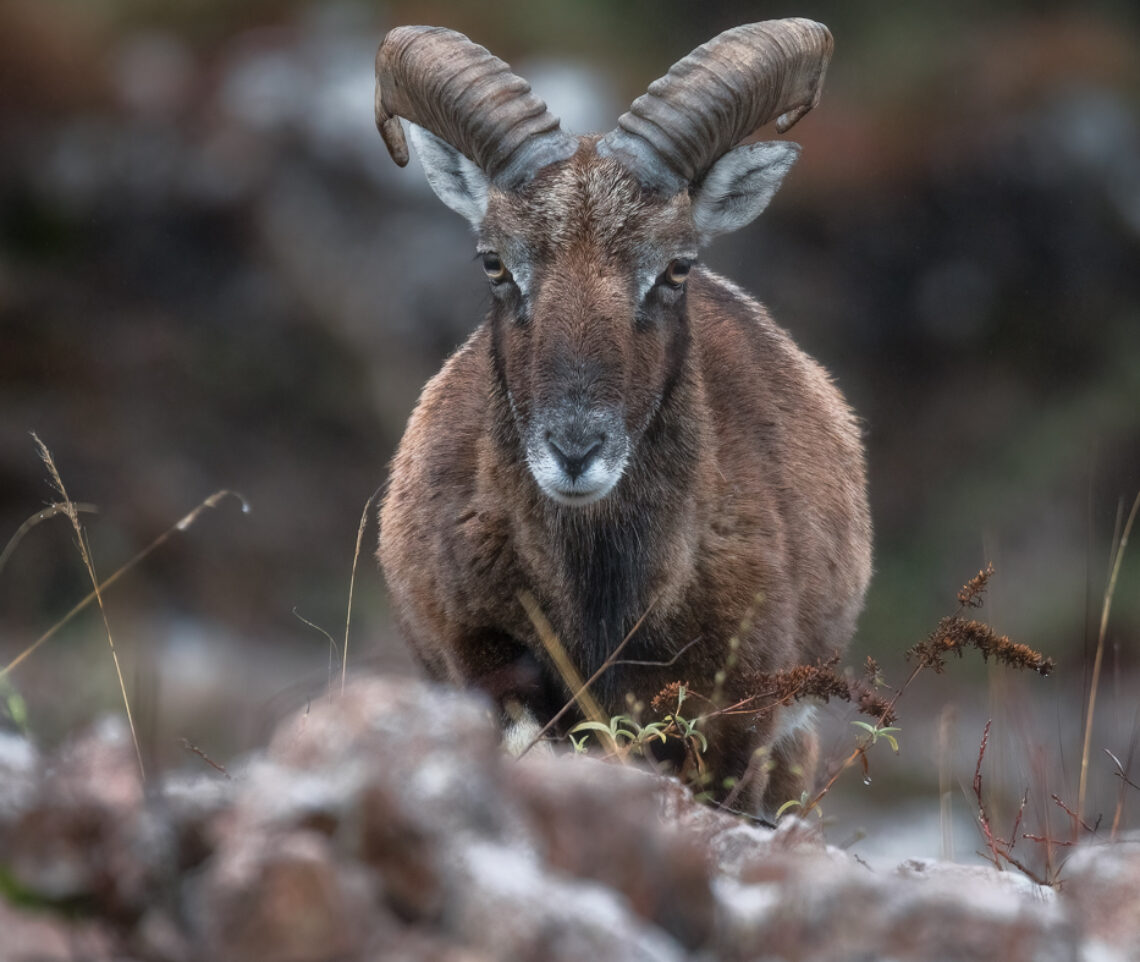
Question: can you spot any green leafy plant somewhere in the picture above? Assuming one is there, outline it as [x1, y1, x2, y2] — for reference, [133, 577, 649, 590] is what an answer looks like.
[0, 676, 28, 734]
[568, 683, 712, 771]
[570, 713, 646, 748]
[775, 791, 822, 821]
[851, 720, 901, 753]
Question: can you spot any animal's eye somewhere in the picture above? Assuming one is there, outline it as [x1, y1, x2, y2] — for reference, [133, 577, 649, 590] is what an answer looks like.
[664, 258, 692, 288]
[482, 252, 508, 282]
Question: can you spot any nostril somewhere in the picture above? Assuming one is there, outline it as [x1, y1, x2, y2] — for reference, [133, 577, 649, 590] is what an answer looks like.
[547, 432, 605, 481]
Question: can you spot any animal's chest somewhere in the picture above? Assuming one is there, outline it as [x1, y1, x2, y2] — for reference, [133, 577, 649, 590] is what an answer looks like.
[448, 509, 523, 623]
[457, 504, 655, 629]
[451, 501, 751, 714]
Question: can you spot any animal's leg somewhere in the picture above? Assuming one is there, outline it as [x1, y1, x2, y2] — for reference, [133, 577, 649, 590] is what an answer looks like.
[760, 725, 820, 818]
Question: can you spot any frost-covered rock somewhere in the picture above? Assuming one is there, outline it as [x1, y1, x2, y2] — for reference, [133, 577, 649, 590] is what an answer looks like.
[0, 676, 1137, 961]
[1063, 840, 1140, 962]
[2, 716, 173, 914]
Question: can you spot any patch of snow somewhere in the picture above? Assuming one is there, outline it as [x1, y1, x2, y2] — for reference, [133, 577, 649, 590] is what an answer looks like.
[0, 731, 37, 817]
[457, 840, 685, 962]
[1079, 939, 1127, 962]
[712, 876, 781, 929]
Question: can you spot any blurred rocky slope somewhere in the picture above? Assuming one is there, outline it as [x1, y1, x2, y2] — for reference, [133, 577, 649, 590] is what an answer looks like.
[1, 0, 1138, 805]
[2, 677, 1139, 962]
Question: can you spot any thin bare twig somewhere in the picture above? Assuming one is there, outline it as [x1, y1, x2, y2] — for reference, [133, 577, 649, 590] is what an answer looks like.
[969, 721, 1052, 885]
[1105, 748, 1140, 792]
[179, 738, 230, 779]
[800, 659, 924, 818]
[292, 608, 339, 701]
[973, 721, 1003, 868]
[1052, 793, 1099, 836]
[1008, 789, 1029, 853]
[1109, 712, 1140, 841]
[606, 635, 702, 668]
[1022, 834, 1075, 847]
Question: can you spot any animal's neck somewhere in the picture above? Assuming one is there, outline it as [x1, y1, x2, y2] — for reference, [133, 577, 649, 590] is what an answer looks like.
[485, 318, 708, 699]
[542, 363, 707, 698]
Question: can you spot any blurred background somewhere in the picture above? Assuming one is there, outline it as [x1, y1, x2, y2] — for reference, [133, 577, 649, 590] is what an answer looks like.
[2, 0, 1138, 866]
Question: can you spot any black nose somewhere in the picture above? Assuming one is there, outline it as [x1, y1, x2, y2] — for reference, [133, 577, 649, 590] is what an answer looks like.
[547, 432, 604, 481]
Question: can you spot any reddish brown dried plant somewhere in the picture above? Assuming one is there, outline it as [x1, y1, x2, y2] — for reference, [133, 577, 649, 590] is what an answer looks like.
[732, 655, 898, 726]
[957, 562, 995, 608]
[908, 616, 1054, 676]
[650, 680, 689, 714]
[907, 563, 1053, 675]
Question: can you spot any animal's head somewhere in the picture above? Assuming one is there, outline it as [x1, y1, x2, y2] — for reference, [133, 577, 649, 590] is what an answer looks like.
[375, 21, 832, 506]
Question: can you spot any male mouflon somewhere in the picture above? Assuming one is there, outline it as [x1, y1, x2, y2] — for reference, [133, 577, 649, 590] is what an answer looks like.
[375, 20, 871, 815]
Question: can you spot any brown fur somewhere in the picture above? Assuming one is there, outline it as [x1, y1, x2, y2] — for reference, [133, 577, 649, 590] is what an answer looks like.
[378, 144, 871, 816]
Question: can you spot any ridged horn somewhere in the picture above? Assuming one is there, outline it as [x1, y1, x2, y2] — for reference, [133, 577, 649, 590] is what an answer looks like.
[375, 26, 577, 189]
[598, 19, 833, 191]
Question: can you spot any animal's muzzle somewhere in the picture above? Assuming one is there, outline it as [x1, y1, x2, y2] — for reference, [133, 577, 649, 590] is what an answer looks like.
[545, 429, 605, 482]
[526, 407, 628, 506]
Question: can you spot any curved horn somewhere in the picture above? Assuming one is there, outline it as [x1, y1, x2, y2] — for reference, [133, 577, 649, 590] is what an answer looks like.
[598, 19, 833, 191]
[375, 26, 577, 189]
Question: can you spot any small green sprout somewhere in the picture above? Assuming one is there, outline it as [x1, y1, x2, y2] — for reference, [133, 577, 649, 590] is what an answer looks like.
[570, 714, 640, 746]
[851, 720, 901, 753]
[569, 731, 592, 753]
[776, 791, 822, 820]
[0, 677, 28, 734]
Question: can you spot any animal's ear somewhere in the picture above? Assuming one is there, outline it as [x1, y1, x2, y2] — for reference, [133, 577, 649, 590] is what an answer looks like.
[408, 124, 490, 228]
[691, 140, 800, 241]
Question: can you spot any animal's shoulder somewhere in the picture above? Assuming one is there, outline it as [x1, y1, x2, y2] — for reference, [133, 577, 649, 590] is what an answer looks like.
[689, 269, 833, 407]
[397, 327, 492, 471]
[381, 324, 503, 565]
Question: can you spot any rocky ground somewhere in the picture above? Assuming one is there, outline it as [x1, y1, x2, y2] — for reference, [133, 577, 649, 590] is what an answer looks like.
[1, 676, 1137, 962]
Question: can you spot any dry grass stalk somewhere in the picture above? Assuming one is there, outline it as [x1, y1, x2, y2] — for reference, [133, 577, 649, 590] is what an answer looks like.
[937, 703, 956, 861]
[344, 486, 383, 695]
[0, 502, 99, 577]
[515, 595, 665, 758]
[708, 591, 763, 709]
[720, 745, 771, 815]
[1078, 489, 1140, 823]
[31, 433, 146, 782]
[1, 488, 248, 681]
[518, 589, 618, 755]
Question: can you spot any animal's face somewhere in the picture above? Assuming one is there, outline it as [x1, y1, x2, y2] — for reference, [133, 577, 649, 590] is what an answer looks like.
[380, 18, 827, 505]
[478, 151, 696, 505]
